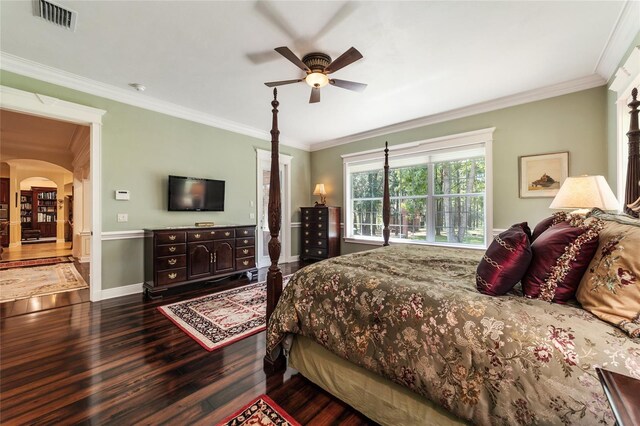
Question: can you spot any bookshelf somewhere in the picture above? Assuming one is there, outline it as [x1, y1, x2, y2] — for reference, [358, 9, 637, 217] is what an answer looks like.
[20, 187, 58, 239]
[20, 191, 33, 229]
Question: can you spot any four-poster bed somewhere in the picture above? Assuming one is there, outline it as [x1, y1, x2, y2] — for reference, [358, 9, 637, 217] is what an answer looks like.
[262, 88, 640, 425]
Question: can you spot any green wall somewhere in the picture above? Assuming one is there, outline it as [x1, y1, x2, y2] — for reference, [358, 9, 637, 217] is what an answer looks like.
[0, 70, 311, 289]
[311, 86, 608, 254]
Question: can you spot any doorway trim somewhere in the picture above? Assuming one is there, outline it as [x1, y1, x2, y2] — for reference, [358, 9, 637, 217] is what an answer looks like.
[1, 85, 106, 302]
[256, 148, 292, 268]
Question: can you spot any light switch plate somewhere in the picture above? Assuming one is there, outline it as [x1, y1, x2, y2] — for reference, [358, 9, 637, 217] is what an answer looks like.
[115, 190, 130, 200]
[117, 213, 128, 222]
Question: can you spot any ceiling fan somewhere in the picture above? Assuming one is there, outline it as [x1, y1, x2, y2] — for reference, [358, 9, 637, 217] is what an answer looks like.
[264, 46, 367, 103]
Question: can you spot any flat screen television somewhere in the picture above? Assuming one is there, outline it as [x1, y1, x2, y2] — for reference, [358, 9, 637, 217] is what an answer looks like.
[168, 175, 225, 211]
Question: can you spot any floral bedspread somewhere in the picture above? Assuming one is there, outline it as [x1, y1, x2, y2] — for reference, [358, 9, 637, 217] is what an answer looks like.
[266, 245, 640, 425]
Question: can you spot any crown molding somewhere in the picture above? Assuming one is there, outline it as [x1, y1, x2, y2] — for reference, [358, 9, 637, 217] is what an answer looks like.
[0, 52, 311, 151]
[310, 74, 606, 152]
[594, 0, 640, 81]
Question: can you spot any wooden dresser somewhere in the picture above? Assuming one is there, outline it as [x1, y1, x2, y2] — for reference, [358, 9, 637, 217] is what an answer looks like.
[300, 206, 340, 261]
[144, 225, 257, 298]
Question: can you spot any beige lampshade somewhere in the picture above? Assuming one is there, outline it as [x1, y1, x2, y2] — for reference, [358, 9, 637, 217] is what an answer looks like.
[313, 184, 326, 196]
[549, 175, 618, 211]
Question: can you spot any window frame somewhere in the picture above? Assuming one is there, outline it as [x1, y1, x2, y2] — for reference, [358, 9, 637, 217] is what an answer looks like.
[342, 128, 494, 248]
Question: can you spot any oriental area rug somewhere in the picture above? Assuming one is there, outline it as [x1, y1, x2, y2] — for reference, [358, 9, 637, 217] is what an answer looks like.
[0, 256, 73, 270]
[216, 394, 300, 426]
[159, 274, 292, 351]
[0, 262, 88, 303]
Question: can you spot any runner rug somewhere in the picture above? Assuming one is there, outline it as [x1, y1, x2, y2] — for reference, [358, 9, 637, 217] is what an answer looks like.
[0, 262, 88, 302]
[0, 256, 74, 270]
[216, 394, 300, 426]
[158, 274, 292, 351]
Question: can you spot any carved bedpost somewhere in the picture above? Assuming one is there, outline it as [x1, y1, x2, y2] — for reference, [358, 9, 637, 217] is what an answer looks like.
[264, 88, 286, 373]
[383, 142, 390, 246]
[624, 88, 639, 218]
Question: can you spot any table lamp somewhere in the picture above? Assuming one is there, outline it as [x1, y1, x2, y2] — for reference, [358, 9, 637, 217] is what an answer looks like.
[313, 184, 327, 206]
[549, 175, 619, 215]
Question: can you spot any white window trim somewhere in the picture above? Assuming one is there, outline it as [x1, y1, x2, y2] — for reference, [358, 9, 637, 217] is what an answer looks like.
[342, 128, 495, 248]
[610, 45, 639, 207]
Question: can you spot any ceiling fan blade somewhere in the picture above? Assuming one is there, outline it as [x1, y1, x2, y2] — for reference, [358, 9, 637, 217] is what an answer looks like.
[255, 1, 299, 41]
[324, 47, 363, 74]
[275, 47, 310, 72]
[264, 79, 303, 87]
[312, 2, 359, 41]
[329, 79, 367, 92]
[309, 87, 320, 103]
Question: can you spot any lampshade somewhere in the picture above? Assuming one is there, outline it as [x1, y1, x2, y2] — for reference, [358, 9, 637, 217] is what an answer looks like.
[313, 184, 326, 196]
[549, 175, 618, 211]
[306, 72, 329, 88]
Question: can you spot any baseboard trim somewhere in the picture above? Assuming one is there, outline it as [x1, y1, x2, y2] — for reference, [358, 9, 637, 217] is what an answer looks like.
[100, 282, 143, 300]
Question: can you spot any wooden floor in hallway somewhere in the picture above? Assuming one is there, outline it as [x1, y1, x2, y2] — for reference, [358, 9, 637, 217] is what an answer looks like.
[1, 241, 72, 261]
[0, 262, 377, 425]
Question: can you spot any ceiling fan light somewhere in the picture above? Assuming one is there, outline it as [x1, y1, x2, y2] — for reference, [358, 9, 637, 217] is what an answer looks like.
[305, 72, 329, 88]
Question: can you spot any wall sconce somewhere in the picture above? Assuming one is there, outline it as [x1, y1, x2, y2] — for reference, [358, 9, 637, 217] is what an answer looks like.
[313, 183, 327, 207]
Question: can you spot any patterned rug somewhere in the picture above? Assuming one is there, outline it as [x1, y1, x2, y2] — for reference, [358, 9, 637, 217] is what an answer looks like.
[159, 274, 292, 351]
[0, 262, 88, 302]
[0, 256, 74, 270]
[216, 394, 300, 426]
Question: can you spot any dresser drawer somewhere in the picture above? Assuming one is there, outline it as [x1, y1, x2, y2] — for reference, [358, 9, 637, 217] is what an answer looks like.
[236, 257, 256, 271]
[156, 231, 186, 245]
[302, 208, 327, 222]
[302, 220, 327, 230]
[236, 227, 255, 238]
[236, 246, 255, 258]
[187, 230, 214, 242]
[303, 229, 326, 239]
[214, 229, 235, 240]
[157, 268, 187, 286]
[303, 247, 327, 258]
[303, 238, 326, 248]
[156, 254, 187, 271]
[156, 243, 186, 257]
[236, 237, 254, 247]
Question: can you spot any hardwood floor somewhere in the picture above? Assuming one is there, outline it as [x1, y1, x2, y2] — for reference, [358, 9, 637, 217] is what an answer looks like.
[0, 262, 377, 425]
[1, 241, 72, 261]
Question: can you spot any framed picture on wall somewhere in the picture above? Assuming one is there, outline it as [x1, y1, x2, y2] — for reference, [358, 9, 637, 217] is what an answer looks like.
[519, 151, 569, 198]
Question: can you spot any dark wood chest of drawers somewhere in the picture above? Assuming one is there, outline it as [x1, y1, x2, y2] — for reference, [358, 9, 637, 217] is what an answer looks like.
[144, 225, 257, 298]
[300, 206, 340, 260]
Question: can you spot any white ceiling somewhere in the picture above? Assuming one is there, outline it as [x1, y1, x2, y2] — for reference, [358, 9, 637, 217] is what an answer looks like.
[0, 1, 638, 150]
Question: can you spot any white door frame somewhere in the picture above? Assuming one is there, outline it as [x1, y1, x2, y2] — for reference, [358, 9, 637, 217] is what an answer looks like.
[0, 85, 106, 302]
[256, 148, 292, 268]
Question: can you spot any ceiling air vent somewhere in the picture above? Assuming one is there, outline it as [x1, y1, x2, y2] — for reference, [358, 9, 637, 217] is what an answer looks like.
[34, 0, 77, 31]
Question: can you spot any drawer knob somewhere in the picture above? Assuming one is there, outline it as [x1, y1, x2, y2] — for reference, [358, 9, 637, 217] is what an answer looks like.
[194, 233, 201, 238]
[211, 231, 216, 235]
[305, 231, 309, 236]
[225, 232, 231, 236]
[305, 224, 309, 228]
[168, 258, 177, 265]
[318, 232, 322, 237]
[318, 224, 323, 228]
[169, 246, 176, 252]
[243, 239, 249, 244]
[318, 241, 322, 246]
[305, 249, 309, 253]
[317, 250, 322, 255]
[305, 240, 309, 244]
[243, 230, 248, 235]
[168, 272, 177, 279]
[243, 249, 249, 254]
[243, 260, 249, 266]
[169, 235, 177, 241]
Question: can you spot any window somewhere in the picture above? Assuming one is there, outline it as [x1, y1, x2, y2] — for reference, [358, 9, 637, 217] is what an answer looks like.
[343, 129, 493, 248]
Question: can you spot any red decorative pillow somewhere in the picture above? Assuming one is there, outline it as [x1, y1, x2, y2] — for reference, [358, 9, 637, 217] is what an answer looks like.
[523, 217, 603, 303]
[476, 222, 532, 296]
[531, 212, 568, 242]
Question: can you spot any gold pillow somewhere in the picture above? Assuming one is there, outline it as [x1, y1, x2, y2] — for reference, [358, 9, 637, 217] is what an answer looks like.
[576, 210, 640, 337]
